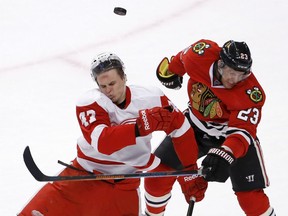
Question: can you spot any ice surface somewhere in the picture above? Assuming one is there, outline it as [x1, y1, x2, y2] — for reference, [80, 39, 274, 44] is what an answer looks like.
[1, 0, 287, 215]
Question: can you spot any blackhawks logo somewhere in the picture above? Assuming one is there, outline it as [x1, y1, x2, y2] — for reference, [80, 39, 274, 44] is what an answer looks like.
[246, 86, 263, 103]
[190, 82, 223, 118]
[192, 42, 211, 55]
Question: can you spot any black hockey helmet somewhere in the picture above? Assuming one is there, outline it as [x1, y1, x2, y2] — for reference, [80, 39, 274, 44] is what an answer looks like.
[220, 40, 252, 74]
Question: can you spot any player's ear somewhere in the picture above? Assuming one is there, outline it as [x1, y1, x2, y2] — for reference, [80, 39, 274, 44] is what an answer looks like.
[218, 60, 225, 68]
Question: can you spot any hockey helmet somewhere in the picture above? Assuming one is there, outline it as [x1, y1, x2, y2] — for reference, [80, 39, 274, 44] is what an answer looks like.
[220, 40, 252, 73]
[91, 52, 124, 79]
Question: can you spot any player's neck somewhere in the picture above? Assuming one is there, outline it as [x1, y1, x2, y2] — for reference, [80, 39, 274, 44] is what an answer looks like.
[117, 99, 126, 109]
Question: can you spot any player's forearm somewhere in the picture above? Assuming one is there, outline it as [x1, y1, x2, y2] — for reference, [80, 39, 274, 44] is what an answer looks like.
[222, 135, 249, 158]
[97, 124, 137, 155]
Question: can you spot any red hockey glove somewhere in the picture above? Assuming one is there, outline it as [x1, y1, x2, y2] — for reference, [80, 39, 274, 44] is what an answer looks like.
[201, 147, 235, 182]
[136, 106, 173, 136]
[177, 175, 208, 203]
[156, 57, 183, 90]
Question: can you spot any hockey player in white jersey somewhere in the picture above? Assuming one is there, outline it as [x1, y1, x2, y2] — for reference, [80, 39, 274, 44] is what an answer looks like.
[18, 52, 202, 216]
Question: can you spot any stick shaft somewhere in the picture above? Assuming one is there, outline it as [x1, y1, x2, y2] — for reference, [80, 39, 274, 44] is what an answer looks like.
[23, 146, 205, 182]
[186, 198, 195, 216]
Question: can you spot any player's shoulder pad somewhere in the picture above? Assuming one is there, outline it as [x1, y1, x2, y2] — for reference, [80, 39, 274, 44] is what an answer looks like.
[76, 88, 107, 106]
[188, 39, 221, 57]
[129, 85, 164, 97]
[243, 74, 266, 106]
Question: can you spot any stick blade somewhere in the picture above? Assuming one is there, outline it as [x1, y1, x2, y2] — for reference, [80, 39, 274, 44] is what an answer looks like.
[23, 146, 51, 181]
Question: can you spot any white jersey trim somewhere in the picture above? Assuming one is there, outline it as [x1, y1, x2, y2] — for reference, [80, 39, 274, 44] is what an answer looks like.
[188, 108, 227, 138]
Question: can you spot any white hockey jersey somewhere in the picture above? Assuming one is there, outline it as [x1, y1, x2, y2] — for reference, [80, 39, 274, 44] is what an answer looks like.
[75, 85, 196, 174]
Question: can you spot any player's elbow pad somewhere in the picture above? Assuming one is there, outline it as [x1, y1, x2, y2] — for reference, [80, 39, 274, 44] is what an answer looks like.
[156, 57, 183, 90]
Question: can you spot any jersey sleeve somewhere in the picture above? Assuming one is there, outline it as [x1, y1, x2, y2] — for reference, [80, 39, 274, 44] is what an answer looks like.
[161, 95, 198, 167]
[222, 104, 264, 158]
[168, 39, 221, 79]
[170, 119, 198, 167]
[76, 99, 136, 156]
[220, 75, 266, 158]
[168, 52, 187, 76]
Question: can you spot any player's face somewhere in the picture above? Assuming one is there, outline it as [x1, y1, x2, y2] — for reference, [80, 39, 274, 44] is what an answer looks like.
[96, 69, 126, 104]
[220, 66, 248, 89]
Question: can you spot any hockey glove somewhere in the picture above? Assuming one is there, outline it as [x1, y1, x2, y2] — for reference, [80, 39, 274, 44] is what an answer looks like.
[136, 106, 173, 136]
[201, 147, 235, 183]
[178, 174, 208, 203]
[156, 57, 183, 90]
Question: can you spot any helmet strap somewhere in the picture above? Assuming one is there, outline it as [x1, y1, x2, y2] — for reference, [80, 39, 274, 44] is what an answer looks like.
[213, 61, 223, 85]
[219, 60, 225, 68]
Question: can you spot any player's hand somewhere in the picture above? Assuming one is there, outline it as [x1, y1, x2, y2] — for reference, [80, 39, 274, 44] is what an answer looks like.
[201, 147, 235, 182]
[156, 57, 183, 90]
[178, 174, 208, 203]
[136, 106, 173, 136]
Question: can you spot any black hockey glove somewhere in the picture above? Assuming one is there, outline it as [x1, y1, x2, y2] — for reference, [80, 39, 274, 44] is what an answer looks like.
[156, 57, 183, 90]
[201, 147, 235, 183]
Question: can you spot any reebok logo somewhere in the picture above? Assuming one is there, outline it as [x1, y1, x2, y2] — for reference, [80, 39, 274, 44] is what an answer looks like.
[140, 110, 150, 131]
[183, 175, 197, 182]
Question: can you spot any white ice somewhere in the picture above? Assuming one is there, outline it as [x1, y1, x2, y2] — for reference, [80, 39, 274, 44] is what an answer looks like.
[0, 0, 287, 215]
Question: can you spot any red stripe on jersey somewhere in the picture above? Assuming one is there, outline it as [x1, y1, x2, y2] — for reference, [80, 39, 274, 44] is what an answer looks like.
[98, 124, 136, 155]
[77, 145, 125, 166]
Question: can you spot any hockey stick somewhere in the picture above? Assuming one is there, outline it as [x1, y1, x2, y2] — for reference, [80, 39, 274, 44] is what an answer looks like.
[186, 197, 195, 216]
[23, 146, 206, 182]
